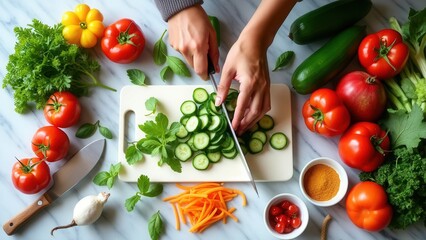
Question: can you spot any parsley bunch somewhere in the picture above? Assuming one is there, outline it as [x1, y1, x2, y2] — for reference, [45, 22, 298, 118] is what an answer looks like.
[2, 19, 115, 113]
[126, 112, 182, 172]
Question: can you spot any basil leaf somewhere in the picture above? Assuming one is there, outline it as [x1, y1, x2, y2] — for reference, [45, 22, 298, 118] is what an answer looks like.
[160, 66, 171, 82]
[144, 183, 163, 197]
[148, 211, 163, 240]
[272, 51, 295, 71]
[93, 172, 111, 187]
[153, 30, 167, 66]
[127, 69, 147, 86]
[145, 97, 158, 116]
[125, 194, 141, 212]
[76, 123, 97, 138]
[166, 56, 191, 77]
[125, 145, 144, 165]
[137, 174, 150, 194]
[99, 125, 113, 139]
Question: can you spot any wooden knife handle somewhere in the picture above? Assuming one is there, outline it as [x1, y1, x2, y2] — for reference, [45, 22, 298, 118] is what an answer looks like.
[3, 193, 53, 235]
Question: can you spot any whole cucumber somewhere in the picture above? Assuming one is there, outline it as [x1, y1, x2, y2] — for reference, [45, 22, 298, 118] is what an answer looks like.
[291, 25, 366, 95]
[289, 0, 372, 45]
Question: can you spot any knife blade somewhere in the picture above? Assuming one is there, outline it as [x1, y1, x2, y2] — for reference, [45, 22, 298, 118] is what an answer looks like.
[3, 138, 106, 235]
[207, 58, 259, 196]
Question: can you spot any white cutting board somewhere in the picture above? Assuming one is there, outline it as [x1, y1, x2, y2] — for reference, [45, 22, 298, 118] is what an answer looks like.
[118, 84, 293, 182]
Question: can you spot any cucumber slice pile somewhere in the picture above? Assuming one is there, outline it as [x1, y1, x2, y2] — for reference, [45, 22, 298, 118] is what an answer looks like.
[175, 87, 289, 171]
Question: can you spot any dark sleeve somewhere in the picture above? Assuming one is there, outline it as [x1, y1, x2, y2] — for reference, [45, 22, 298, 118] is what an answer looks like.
[154, 0, 204, 21]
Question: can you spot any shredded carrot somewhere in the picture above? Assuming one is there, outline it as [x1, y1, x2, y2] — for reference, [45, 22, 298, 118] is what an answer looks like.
[163, 182, 247, 233]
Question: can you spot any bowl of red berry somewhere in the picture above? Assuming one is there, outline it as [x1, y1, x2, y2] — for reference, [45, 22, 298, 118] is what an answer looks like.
[264, 193, 309, 239]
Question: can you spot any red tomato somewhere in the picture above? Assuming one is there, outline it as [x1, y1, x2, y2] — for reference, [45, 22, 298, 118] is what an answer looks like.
[280, 200, 291, 210]
[43, 91, 81, 128]
[269, 205, 283, 216]
[336, 71, 387, 122]
[346, 181, 392, 231]
[302, 88, 351, 137]
[12, 157, 51, 194]
[101, 18, 145, 64]
[338, 122, 390, 172]
[287, 204, 300, 217]
[31, 126, 70, 162]
[291, 217, 302, 229]
[358, 29, 409, 79]
[274, 222, 285, 234]
[275, 214, 287, 224]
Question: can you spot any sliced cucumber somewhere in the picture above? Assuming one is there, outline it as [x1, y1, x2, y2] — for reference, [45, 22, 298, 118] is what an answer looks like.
[258, 114, 274, 131]
[193, 87, 209, 104]
[192, 153, 210, 170]
[207, 115, 222, 132]
[270, 132, 288, 150]
[248, 138, 264, 154]
[176, 124, 189, 139]
[174, 143, 193, 162]
[185, 115, 200, 132]
[193, 132, 210, 150]
[251, 130, 267, 145]
[199, 114, 211, 130]
[180, 100, 197, 116]
[207, 152, 222, 163]
[222, 148, 238, 159]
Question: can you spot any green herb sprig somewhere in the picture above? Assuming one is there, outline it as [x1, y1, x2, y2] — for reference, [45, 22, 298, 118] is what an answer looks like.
[93, 163, 122, 189]
[153, 29, 191, 81]
[125, 175, 163, 212]
[148, 211, 164, 240]
[272, 51, 295, 71]
[127, 69, 148, 86]
[76, 120, 113, 139]
[2, 19, 115, 113]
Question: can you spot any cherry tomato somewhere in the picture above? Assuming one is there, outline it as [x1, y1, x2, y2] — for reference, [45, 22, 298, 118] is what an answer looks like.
[281, 200, 291, 210]
[269, 205, 283, 216]
[31, 126, 70, 162]
[302, 88, 351, 137]
[275, 214, 288, 223]
[338, 122, 390, 172]
[287, 204, 300, 217]
[346, 181, 392, 231]
[12, 157, 51, 194]
[291, 217, 302, 229]
[274, 222, 285, 234]
[43, 91, 81, 128]
[101, 18, 145, 64]
[358, 29, 409, 79]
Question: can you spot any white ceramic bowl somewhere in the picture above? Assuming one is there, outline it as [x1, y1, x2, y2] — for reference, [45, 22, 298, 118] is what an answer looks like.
[264, 193, 309, 239]
[299, 157, 348, 207]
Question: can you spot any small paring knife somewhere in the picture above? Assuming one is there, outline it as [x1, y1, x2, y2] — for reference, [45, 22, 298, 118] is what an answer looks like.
[207, 58, 259, 197]
[3, 138, 106, 235]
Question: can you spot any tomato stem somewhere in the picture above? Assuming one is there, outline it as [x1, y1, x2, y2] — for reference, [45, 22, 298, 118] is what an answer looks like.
[375, 38, 397, 71]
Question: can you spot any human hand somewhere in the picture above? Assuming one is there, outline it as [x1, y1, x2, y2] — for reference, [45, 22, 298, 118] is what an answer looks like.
[215, 36, 271, 135]
[167, 4, 219, 79]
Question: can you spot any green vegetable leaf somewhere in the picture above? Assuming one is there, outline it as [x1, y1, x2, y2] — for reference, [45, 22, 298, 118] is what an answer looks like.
[139, 120, 165, 137]
[166, 56, 191, 77]
[2, 19, 114, 113]
[93, 163, 122, 189]
[127, 69, 147, 86]
[76, 123, 97, 138]
[153, 30, 168, 66]
[126, 144, 144, 165]
[155, 113, 169, 132]
[381, 104, 426, 150]
[144, 183, 164, 197]
[125, 194, 141, 212]
[137, 174, 151, 194]
[142, 139, 162, 152]
[145, 97, 159, 116]
[148, 211, 164, 240]
[272, 51, 294, 71]
[99, 125, 113, 139]
[160, 66, 172, 82]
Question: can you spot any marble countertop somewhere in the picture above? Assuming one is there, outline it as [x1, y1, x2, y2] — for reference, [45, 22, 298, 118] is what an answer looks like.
[1, 0, 425, 239]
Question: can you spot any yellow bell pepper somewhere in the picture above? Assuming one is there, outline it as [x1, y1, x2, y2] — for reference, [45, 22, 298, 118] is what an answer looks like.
[61, 4, 104, 48]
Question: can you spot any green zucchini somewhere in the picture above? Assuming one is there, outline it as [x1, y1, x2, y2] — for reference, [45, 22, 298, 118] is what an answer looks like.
[291, 25, 366, 95]
[289, 0, 372, 45]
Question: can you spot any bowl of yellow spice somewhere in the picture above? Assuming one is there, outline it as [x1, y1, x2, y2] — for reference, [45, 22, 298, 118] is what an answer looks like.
[299, 157, 348, 207]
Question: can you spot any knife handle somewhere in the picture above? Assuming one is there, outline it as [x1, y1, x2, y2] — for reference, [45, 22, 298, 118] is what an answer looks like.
[3, 193, 53, 235]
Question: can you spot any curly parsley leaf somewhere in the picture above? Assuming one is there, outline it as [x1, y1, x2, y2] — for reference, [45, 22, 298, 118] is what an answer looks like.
[148, 211, 164, 240]
[125, 174, 163, 212]
[93, 163, 122, 189]
[381, 104, 426, 150]
[127, 69, 147, 86]
[2, 19, 114, 113]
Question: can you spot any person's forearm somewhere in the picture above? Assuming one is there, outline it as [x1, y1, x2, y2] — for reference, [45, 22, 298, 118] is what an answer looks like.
[240, 0, 298, 49]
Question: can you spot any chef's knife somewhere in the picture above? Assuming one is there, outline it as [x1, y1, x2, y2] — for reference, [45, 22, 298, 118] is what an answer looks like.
[207, 58, 259, 196]
[3, 138, 106, 235]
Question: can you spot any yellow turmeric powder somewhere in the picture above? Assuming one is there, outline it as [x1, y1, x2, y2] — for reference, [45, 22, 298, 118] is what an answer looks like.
[303, 164, 340, 201]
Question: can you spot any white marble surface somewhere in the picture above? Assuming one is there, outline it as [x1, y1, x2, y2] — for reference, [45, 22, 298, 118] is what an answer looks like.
[1, 0, 425, 239]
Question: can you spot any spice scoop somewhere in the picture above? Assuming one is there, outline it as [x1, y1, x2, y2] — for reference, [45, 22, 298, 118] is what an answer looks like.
[299, 157, 348, 207]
